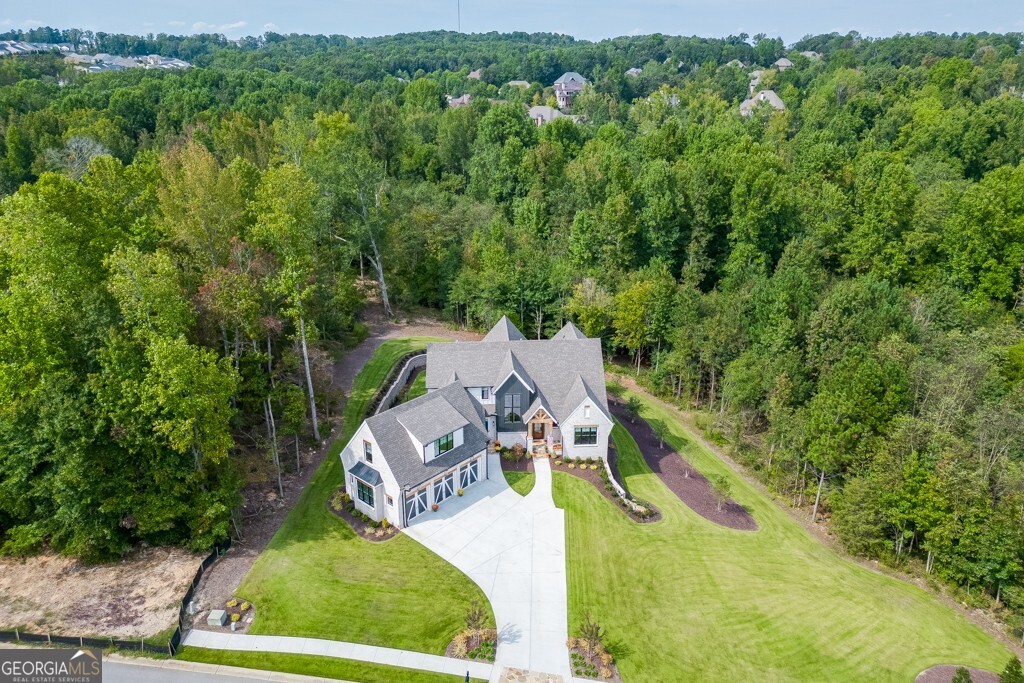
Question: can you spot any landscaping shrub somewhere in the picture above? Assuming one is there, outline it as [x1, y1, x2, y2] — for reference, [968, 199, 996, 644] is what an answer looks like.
[465, 600, 487, 633]
[1002, 657, 1024, 683]
[952, 667, 973, 683]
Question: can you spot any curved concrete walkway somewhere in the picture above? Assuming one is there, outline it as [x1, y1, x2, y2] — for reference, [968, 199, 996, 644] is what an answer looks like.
[182, 629, 492, 679]
[405, 454, 570, 682]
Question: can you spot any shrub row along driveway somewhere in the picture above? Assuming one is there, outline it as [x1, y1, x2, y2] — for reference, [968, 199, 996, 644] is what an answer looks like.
[405, 455, 571, 681]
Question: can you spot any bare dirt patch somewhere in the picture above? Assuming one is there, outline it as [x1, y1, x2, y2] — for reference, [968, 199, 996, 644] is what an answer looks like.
[916, 665, 999, 683]
[0, 547, 202, 638]
[609, 397, 757, 531]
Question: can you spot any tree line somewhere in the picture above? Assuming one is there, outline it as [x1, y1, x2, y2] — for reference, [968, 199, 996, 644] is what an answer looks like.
[0, 27, 1023, 639]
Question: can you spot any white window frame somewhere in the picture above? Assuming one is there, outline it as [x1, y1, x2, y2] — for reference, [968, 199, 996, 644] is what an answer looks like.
[574, 426, 598, 446]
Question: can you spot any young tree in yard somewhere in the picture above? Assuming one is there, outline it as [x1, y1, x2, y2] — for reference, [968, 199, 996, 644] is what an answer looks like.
[711, 475, 732, 511]
[952, 667, 973, 683]
[579, 612, 605, 654]
[625, 396, 643, 423]
[465, 600, 487, 633]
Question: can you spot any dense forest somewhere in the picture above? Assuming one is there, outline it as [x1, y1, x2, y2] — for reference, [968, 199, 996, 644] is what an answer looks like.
[1, 27, 1023, 639]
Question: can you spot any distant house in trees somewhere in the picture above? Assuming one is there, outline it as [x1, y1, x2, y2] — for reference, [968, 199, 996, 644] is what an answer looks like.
[774, 57, 794, 71]
[553, 71, 587, 108]
[800, 51, 823, 61]
[507, 80, 531, 88]
[748, 69, 764, 95]
[528, 105, 578, 125]
[625, 67, 643, 77]
[468, 68, 483, 80]
[725, 59, 746, 68]
[740, 89, 786, 116]
[446, 93, 473, 108]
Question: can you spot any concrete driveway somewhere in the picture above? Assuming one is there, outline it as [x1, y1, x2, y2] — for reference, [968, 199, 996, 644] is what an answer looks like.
[404, 453, 570, 682]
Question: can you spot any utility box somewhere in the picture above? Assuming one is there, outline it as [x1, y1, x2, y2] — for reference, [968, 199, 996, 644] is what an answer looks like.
[207, 609, 227, 627]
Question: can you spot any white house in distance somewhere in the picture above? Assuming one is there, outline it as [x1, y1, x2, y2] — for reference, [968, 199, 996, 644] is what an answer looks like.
[339, 317, 612, 527]
[553, 71, 587, 108]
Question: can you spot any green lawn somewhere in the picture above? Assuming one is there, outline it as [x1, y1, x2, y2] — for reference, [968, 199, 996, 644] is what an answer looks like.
[502, 468, 535, 496]
[404, 370, 427, 402]
[178, 648, 484, 683]
[555, 387, 1010, 683]
[234, 338, 494, 654]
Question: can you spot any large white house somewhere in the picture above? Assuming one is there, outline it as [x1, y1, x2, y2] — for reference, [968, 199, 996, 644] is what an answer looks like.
[339, 317, 612, 527]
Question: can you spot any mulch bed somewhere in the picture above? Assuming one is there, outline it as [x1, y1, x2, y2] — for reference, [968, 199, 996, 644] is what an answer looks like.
[499, 453, 535, 474]
[568, 641, 621, 682]
[327, 486, 400, 542]
[916, 665, 999, 683]
[609, 398, 758, 531]
[444, 628, 498, 663]
[551, 457, 661, 524]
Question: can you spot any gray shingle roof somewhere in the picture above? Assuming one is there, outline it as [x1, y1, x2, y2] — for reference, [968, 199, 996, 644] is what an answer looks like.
[349, 461, 383, 486]
[482, 315, 526, 342]
[551, 321, 586, 340]
[396, 395, 469, 445]
[425, 336, 609, 424]
[555, 71, 586, 85]
[364, 380, 487, 489]
[494, 349, 535, 393]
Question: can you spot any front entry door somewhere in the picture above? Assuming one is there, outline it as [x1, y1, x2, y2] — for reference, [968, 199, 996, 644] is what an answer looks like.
[531, 422, 545, 440]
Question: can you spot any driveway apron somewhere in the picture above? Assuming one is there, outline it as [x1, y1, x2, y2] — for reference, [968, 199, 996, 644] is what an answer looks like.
[404, 454, 570, 682]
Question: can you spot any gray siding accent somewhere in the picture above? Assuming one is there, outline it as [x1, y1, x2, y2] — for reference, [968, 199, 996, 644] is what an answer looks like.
[495, 376, 530, 432]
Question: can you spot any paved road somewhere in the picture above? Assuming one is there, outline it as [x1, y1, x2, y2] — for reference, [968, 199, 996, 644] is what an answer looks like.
[104, 658, 346, 682]
[106, 661, 265, 683]
[405, 455, 570, 682]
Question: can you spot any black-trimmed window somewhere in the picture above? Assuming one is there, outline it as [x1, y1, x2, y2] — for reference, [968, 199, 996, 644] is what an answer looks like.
[574, 426, 598, 445]
[356, 480, 374, 506]
[481, 387, 490, 400]
[504, 394, 522, 423]
[363, 440, 373, 463]
[433, 432, 454, 456]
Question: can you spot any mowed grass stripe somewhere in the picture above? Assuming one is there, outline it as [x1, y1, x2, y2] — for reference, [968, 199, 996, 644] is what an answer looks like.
[554, 388, 1009, 683]
[235, 338, 494, 654]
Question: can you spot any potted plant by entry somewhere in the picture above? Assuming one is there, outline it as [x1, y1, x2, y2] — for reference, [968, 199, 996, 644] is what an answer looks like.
[432, 503, 439, 512]
[457, 489, 464, 496]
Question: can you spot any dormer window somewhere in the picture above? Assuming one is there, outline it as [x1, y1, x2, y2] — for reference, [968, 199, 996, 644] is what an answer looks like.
[433, 432, 454, 456]
[481, 387, 490, 400]
[363, 440, 373, 463]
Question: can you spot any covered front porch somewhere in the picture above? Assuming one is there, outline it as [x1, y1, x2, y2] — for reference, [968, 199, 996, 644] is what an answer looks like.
[526, 408, 561, 458]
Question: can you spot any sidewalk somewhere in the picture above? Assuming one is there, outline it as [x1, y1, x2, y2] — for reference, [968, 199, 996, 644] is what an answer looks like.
[182, 629, 493, 680]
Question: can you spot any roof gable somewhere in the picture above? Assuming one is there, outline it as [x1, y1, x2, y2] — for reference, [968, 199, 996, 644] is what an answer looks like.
[552, 321, 587, 340]
[396, 396, 469, 445]
[483, 315, 526, 342]
[425, 337, 608, 424]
